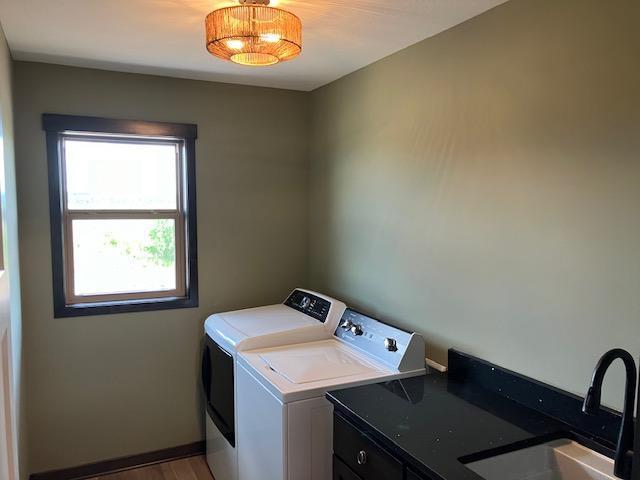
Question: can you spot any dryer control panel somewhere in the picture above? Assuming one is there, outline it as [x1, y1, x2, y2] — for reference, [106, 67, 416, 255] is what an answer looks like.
[335, 309, 426, 372]
[284, 289, 331, 323]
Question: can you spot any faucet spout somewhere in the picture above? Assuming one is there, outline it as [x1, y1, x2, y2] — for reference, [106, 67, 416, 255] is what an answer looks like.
[583, 348, 637, 480]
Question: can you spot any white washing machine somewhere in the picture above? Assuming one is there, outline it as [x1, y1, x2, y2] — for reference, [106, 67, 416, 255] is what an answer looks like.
[201, 289, 346, 480]
[235, 309, 426, 480]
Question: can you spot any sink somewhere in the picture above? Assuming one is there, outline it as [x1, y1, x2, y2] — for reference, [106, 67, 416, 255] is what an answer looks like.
[464, 439, 615, 480]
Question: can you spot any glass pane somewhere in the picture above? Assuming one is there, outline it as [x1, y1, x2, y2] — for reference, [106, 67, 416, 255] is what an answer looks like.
[64, 138, 178, 210]
[72, 219, 177, 296]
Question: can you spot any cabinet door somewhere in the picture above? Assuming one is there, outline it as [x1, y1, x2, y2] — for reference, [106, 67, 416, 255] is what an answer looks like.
[406, 467, 429, 480]
[333, 413, 403, 480]
[333, 455, 362, 480]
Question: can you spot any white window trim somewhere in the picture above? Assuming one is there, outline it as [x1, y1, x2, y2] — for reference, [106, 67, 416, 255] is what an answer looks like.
[60, 134, 188, 305]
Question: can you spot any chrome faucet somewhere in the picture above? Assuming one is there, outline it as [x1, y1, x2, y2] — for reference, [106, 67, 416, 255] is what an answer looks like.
[583, 348, 637, 479]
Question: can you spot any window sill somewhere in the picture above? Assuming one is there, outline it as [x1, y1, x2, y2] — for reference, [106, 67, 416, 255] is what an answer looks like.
[54, 295, 198, 318]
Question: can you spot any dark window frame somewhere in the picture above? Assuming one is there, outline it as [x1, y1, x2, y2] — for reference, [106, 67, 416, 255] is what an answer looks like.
[43, 114, 199, 318]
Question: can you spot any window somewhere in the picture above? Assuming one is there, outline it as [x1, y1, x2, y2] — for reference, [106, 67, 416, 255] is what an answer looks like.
[43, 114, 198, 317]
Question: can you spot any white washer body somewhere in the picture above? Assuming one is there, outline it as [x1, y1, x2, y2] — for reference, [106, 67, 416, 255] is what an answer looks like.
[203, 289, 346, 480]
[235, 311, 426, 480]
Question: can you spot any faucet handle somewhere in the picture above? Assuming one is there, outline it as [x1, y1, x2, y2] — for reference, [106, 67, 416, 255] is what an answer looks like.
[582, 386, 601, 415]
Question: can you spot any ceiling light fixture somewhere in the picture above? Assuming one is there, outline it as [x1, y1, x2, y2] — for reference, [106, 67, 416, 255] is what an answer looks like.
[205, 0, 302, 67]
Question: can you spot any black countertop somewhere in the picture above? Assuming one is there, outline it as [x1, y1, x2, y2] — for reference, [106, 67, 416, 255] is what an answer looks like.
[327, 369, 616, 480]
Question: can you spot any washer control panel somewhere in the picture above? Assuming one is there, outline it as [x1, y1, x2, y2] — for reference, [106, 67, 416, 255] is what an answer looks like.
[334, 309, 425, 371]
[284, 289, 331, 323]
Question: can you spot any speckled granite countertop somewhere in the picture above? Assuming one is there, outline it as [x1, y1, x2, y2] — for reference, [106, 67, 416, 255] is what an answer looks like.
[327, 369, 614, 480]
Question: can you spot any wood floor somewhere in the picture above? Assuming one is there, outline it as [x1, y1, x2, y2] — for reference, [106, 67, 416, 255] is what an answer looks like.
[87, 456, 214, 480]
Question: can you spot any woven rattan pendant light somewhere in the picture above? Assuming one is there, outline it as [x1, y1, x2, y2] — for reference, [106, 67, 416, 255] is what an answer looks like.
[205, 0, 302, 67]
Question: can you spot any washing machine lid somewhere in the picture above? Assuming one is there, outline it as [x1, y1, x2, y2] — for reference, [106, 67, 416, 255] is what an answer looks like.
[259, 342, 378, 384]
[238, 339, 407, 403]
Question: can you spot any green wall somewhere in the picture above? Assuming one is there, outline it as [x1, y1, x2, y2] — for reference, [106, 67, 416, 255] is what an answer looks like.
[13, 0, 640, 475]
[14, 62, 310, 473]
[309, 0, 640, 410]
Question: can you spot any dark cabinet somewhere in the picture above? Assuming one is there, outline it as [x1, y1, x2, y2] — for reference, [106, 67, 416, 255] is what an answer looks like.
[334, 455, 363, 480]
[333, 412, 403, 480]
[406, 468, 428, 480]
[333, 411, 435, 480]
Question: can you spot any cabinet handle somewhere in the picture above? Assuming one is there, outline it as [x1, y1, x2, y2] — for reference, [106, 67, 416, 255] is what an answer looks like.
[357, 450, 367, 465]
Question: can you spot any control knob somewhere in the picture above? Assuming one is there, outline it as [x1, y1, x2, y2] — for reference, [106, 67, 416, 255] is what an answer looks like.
[300, 296, 311, 309]
[350, 324, 364, 336]
[340, 320, 353, 330]
[384, 338, 398, 352]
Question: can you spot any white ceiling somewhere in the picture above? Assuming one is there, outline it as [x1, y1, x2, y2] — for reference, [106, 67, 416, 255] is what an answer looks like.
[0, 0, 508, 91]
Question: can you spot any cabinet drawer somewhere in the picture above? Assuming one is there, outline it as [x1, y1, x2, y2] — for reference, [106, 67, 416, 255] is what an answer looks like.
[333, 455, 362, 480]
[333, 413, 402, 480]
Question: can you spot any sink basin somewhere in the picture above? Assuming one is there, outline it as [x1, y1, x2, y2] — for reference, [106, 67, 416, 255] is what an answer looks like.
[465, 439, 615, 480]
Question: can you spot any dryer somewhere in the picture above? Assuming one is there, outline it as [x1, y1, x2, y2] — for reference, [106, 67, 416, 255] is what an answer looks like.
[201, 289, 346, 480]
